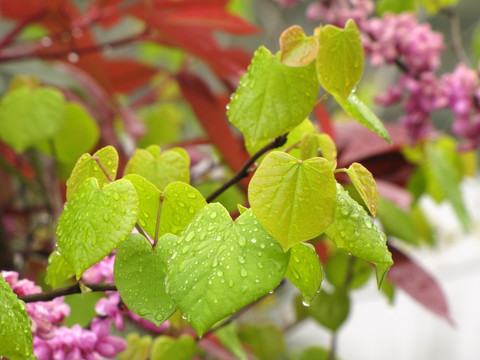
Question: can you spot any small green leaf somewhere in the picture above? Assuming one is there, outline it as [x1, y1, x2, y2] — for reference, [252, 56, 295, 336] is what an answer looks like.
[285, 243, 323, 305]
[280, 25, 319, 67]
[45, 251, 74, 288]
[346, 162, 379, 216]
[0, 274, 35, 360]
[424, 139, 469, 230]
[57, 178, 138, 278]
[36, 102, 100, 163]
[325, 183, 393, 287]
[166, 204, 289, 337]
[316, 19, 364, 101]
[308, 288, 349, 332]
[151, 335, 199, 360]
[316, 133, 337, 162]
[66, 146, 119, 201]
[416, 0, 459, 14]
[289, 347, 336, 360]
[335, 93, 391, 143]
[0, 86, 66, 153]
[216, 323, 247, 360]
[114, 233, 176, 326]
[249, 151, 336, 251]
[299, 133, 319, 160]
[324, 251, 371, 289]
[124, 145, 190, 191]
[228, 46, 319, 144]
[377, 198, 419, 245]
[238, 324, 286, 360]
[376, 0, 415, 14]
[159, 182, 207, 237]
[119, 333, 152, 360]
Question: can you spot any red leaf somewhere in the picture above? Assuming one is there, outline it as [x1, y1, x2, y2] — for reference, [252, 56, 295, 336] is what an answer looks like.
[77, 58, 157, 94]
[0, 0, 46, 20]
[387, 245, 454, 325]
[313, 103, 336, 142]
[161, 7, 260, 35]
[176, 71, 249, 173]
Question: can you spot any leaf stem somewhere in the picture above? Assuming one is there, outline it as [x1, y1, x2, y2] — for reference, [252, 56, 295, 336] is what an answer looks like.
[206, 134, 288, 203]
[327, 332, 338, 360]
[19, 283, 117, 303]
[92, 156, 113, 183]
[153, 193, 165, 247]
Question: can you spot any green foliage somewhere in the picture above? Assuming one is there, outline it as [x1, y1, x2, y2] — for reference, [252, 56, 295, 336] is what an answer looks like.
[335, 93, 391, 143]
[216, 323, 247, 360]
[0, 85, 66, 153]
[165, 204, 289, 337]
[57, 178, 138, 278]
[0, 274, 34, 360]
[124, 145, 190, 191]
[114, 233, 176, 326]
[424, 138, 469, 230]
[308, 288, 350, 332]
[249, 151, 336, 250]
[45, 251, 74, 288]
[325, 184, 393, 287]
[66, 145, 119, 201]
[346, 162, 379, 216]
[36, 102, 100, 163]
[228, 46, 319, 145]
[317, 19, 364, 101]
[238, 324, 286, 360]
[285, 243, 323, 305]
[376, 0, 415, 14]
[150, 335, 199, 360]
[119, 333, 152, 360]
[290, 347, 335, 360]
[325, 251, 371, 289]
[416, 0, 459, 14]
[377, 198, 419, 245]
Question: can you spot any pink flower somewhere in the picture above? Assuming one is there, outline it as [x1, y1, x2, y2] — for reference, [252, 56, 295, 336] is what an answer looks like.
[95, 292, 124, 330]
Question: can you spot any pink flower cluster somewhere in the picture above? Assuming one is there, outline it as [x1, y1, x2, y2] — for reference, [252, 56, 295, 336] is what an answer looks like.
[305, 0, 480, 149]
[2, 270, 126, 359]
[2, 254, 169, 359]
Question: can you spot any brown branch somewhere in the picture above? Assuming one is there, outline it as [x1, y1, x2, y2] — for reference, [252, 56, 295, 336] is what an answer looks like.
[0, 31, 147, 63]
[206, 134, 288, 203]
[441, 8, 470, 66]
[20, 283, 117, 303]
[0, 9, 48, 49]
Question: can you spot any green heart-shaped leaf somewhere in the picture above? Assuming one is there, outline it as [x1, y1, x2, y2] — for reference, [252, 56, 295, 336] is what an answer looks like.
[45, 251, 74, 288]
[334, 93, 391, 143]
[166, 204, 289, 337]
[280, 25, 319, 67]
[66, 146, 119, 201]
[325, 183, 393, 286]
[316, 133, 337, 162]
[151, 335, 200, 360]
[114, 233, 176, 326]
[36, 102, 100, 164]
[0, 274, 34, 360]
[0, 86, 65, 153]
[316, 19, 364, 101]
[124, 145, 190, 191]
[125, 175, 206, 239]
[57, 178, 138, 278]
[346, 162, 379, 216]
[228, 46, 319, 144]
[308, 288, 350, 332]
[248, 151, 336, 251]
[285, 243, 323, 306]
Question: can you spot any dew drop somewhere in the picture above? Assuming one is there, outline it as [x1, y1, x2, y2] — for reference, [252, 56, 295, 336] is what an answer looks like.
[67, 52, 80, 63]
[103, 214, 109, 222]
[240, 268, 248, 277]
[239, 236, 247, 246]
[228, 280, 234, 288]
[178, 201, 186, 208]
[217, 270, 223, 277]
[185, 232, 195, 242]
[257, 262, 264, 269]
[210, 212, 217, 219]
[302, 299, 311, 307]
[40, 36, 52, 47]
[238, 256, 246, 264]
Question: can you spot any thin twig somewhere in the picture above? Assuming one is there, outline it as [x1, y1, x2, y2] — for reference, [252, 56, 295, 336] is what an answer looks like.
[0, 9, 48, 49]
[20, 283, 117, 303]
[441, 8, 470, 66]
[327, 332, 338, 360]
[206, 134, 288, 203]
